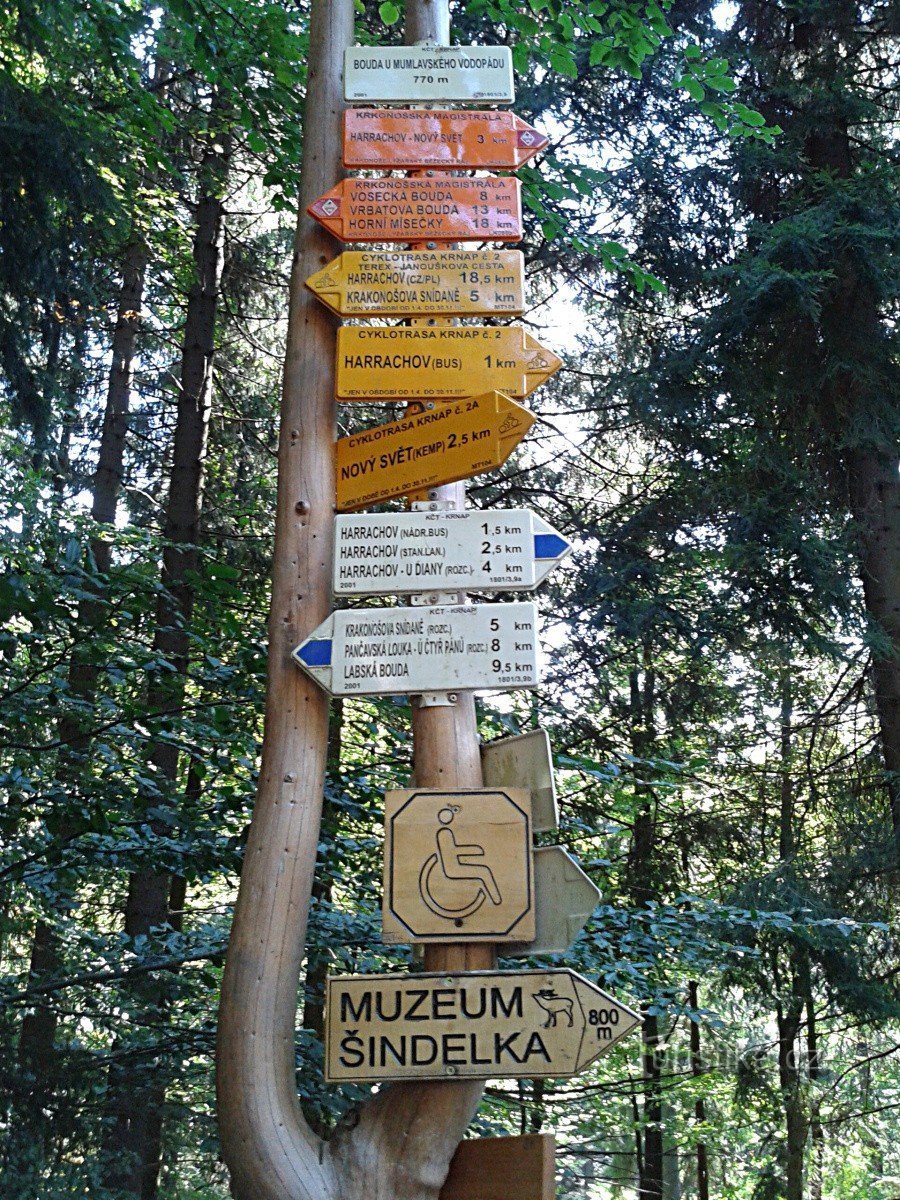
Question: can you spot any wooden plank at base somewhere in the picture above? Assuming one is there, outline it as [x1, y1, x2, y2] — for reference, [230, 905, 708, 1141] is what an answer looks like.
[440, 1134, 555, 1200]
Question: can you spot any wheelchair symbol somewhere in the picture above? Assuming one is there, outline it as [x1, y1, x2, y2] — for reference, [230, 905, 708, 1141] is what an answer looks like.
[418, 805, 503, 923]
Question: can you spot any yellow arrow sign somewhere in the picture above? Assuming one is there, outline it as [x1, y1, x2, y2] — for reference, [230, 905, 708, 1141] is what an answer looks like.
[336, 327, 562, 401]
[335, 391, 534, 513]
[306, 249, 525, 318]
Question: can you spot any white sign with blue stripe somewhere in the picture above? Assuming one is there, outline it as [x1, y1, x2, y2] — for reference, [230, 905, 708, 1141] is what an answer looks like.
[333, 510, 571, 598]
[293, 602, 540, 697]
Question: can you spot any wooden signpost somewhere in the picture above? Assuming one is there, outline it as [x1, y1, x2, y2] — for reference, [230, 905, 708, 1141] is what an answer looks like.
[307, 176, 522, 243]
[344, 45, 515, 104]
[305, 249, 526, 318]
[292, 602, 540, 697]
[219, 3, 636, 1199]
[335, 326, 562, 401]
[324, 969, 640, 1082]
[334, 391, 534, 512]
[382, 788, 535, 944]
[343, 109, 548, 169]
[333, 510, 571, 597]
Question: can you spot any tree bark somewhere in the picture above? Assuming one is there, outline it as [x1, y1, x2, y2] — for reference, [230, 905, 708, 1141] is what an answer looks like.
[102, 116, 229, 1200]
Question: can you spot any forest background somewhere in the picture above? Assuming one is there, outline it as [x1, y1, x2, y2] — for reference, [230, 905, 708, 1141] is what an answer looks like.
[0, 1, 898, 1198]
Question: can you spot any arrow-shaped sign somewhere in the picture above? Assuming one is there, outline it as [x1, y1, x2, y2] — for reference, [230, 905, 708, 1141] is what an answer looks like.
[336, 327, 562, 401]
[325, 968, 639, 1082]
[293, 602, 539, 698]
[481, 728, 560, 833]
[505, 847, 601, 958]
[308, 176, 522, 244]
[343, 109, 548, 170]
[306, 249, 526, 318]
[333, 510, 571, 597]
[335, 391, 534, 513]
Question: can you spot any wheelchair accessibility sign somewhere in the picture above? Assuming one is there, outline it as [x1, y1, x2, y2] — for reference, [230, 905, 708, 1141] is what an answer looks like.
[382, 788, 535, 943]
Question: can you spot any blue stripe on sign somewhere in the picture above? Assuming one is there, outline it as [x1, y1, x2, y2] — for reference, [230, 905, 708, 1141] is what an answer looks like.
[297, 639, 332, 667]
[534, 533, 569, 560]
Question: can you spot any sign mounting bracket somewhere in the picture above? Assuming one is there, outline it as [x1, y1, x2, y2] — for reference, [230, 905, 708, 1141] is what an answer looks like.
[412, 692, 459, 708]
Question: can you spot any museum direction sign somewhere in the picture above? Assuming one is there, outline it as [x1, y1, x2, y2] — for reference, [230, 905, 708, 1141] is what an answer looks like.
[324, 969, 640, 1082]
[344, 45, 515, 105]
[292, 602, 540, 697]
[335, 391, 535, 513]
[382, 788, 535, 944]
[343, 109, 547, 170]
[332, 509, 571, 597]
[305, 249, 526, 318]
[308, 177, 522, 243]
[336, 327, 562, 401]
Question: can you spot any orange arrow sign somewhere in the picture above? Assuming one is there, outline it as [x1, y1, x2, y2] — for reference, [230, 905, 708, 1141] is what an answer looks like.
[335, 391, 534, 513]
[343, 109, 548, 170]
[305, 249, 525, 318]
[336, 327, 562, 401]
[308, 177, 522, 244]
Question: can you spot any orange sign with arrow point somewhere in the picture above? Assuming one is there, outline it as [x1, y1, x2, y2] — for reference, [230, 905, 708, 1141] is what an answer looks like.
[335, 391, 535, 512]
[308, 177, 522, 244]
[343, 109, 548, 170]
[336, 326, 562, 401]
[305, 249, 525, 318]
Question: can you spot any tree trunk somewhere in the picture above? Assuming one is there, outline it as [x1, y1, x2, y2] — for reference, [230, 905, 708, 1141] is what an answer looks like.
[102, 120, 229, 1200]
[776, 671, 806, 1200]
[625, 651, 665, 1200]
[217, 2, 498, 1197]
[847, 448, 900, 847]
[791, 5, 900, 851]
[806, 992, 823, 1200]
[640, 1012, 664, 1200]
[687, 981, 709, 1200]
[776, 991, 806, 1200]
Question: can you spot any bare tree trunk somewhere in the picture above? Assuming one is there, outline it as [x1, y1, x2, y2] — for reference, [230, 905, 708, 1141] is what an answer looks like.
[776, 992, 806, 1200]
[640, 1012, 664, 1200]
[625, 651, 665, 1200]
[687, 981, 709, 1200]
[217, 2, 499, 1197]
[102, 120, 229, 1200]
[776, 670, 806, 1200]
[806, 992, 823, 1200]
